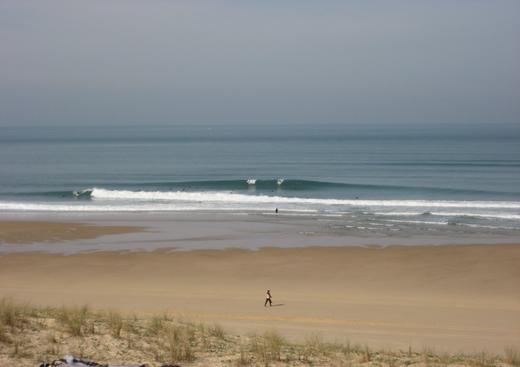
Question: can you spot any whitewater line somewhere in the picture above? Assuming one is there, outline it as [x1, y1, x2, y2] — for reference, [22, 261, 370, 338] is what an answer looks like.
[88, 188, 520, 209]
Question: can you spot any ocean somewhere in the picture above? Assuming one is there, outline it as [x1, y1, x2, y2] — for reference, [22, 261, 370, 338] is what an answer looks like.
[1, 124, 520, 243]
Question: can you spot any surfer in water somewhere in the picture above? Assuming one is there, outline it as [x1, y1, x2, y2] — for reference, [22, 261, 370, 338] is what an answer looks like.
[264, 290, 272, 307]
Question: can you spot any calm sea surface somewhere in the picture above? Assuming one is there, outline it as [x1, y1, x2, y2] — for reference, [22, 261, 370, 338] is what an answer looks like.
[1, 124, 520, 240]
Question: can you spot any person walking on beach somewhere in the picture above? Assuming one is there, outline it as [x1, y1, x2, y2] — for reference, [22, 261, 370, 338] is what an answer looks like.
[264, 289, 272, 307]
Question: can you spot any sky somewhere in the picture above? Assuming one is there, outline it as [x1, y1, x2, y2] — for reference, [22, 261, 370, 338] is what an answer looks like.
[0, 0, 519, 127]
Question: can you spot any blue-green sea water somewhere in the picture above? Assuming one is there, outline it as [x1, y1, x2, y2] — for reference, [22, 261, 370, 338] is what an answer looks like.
[1, 124, 520, 239]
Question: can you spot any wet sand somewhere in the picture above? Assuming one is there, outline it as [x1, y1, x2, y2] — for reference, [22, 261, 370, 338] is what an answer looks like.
[1, 242, 519, 353]
[0, 220, 143, 244]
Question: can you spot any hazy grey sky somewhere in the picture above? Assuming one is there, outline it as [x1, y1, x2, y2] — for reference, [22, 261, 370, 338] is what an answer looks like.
[1, 0, 519, 126]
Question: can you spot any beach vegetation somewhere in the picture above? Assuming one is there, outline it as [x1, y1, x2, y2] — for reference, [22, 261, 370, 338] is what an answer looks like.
[236, 342, 251, 366]
[164, 324, 195, 363]
[301, 333, 324, 361]
[147, 314, 166, 336]
[0, 299, 517, 367]
[0, 322, 6, 343]
[208, 322, 226, 339]
[123, 314, 140, 336]
[44, 331, 60, 357]
[358, 345, 372, 363]
[0, 298, 31, 330]
[106, 310, 124, 338]
[505, 347, 520, 367]
[249, 330, 286, 365]
[57, 305, 93, 336]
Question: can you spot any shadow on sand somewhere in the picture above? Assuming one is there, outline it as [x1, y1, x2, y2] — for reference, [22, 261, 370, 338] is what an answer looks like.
[270, 304, 285, 307]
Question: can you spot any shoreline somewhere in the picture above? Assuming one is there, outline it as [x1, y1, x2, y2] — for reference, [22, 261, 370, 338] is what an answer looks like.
[1, 243, 519, 353]
[1, 216, 520, 254]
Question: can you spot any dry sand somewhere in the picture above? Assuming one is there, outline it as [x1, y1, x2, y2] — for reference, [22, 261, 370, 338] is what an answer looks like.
[0, 220, 142, 244]
[1, 232, 519, 354]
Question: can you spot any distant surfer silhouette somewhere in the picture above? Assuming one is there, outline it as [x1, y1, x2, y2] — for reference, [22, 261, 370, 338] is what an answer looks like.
[264, 290, 272, 307]
[275, 208, 278, 213]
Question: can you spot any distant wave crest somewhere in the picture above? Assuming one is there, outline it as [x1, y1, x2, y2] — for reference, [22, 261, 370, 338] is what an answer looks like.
[6, 179, 519, 198]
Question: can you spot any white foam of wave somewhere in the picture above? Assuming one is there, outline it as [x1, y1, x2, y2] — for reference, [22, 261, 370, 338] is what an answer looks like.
[386, 219, 448, 226]
[375, 211, 520, 220]
[88, 188, 520, 209]
[434, 211, 520, 220]
[457, 223, 517, 230]
[0, 201, 324, 214]
[247, 179, 256, 185]
[385, 219, 518, 230]
[375, 211, 433, 216]
[262, 212, 342, 217]
[0, 202, 269, 212]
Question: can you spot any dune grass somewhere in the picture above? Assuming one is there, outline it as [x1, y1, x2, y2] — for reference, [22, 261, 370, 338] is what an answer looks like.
[106, 310, 124, 338]
[0, 298, 518, 367]
[249, 330, 286, 364]
[57, 305, 93, 337]
[505, 347, 520, 367]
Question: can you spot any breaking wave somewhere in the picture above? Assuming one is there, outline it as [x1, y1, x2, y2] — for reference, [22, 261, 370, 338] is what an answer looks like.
[85, 188, 520, 209]
[2, 188, 519, 216]
[4, 179, 519, 199]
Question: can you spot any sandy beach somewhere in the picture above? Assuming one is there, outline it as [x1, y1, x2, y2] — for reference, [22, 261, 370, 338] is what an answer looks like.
[0, 221, 518, 354]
